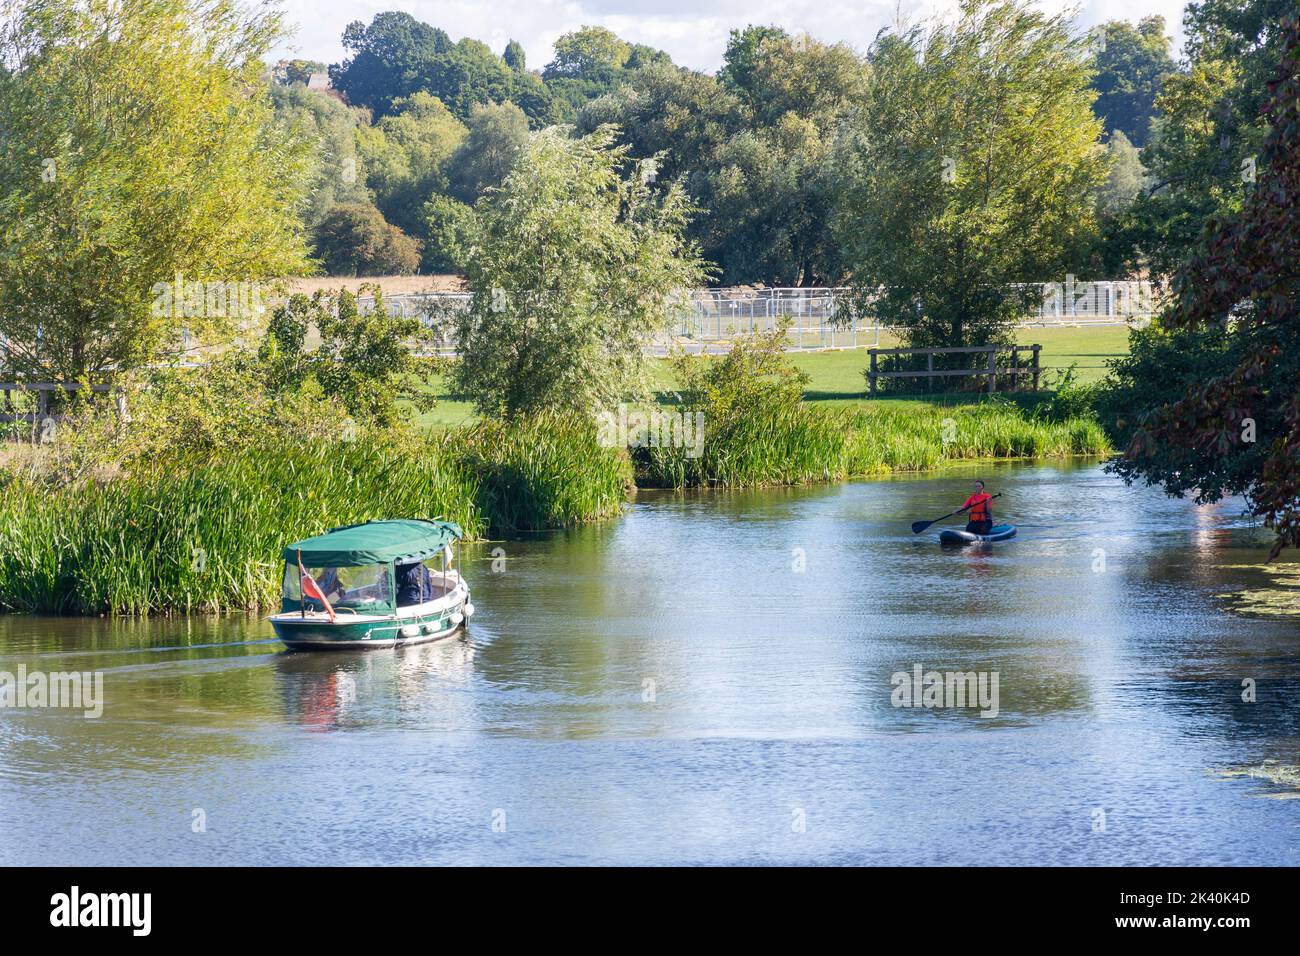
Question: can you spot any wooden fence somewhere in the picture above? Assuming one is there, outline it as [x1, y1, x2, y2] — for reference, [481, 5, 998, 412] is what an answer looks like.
[867, 345, 1042, 396]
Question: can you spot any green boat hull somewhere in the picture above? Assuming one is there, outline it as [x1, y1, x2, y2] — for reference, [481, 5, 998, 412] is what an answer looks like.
[271, 599, 470, 650]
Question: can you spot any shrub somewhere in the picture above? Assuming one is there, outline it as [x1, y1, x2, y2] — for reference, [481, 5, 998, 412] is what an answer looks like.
[312, 202, 422, 276]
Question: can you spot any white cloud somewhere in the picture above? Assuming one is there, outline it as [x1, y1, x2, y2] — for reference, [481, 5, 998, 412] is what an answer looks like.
[271, 0, 1190, 73]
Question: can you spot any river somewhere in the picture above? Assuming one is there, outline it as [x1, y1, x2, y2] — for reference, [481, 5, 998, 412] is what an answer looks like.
[2, 460, 1298, 865]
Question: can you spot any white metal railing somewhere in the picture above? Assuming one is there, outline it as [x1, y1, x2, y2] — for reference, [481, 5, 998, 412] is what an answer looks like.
[0, 280, 1155, 373]
[358, 279, 1155, 353]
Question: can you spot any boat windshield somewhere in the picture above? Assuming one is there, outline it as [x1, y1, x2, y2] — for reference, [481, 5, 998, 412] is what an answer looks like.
[282, 563, 391, 612]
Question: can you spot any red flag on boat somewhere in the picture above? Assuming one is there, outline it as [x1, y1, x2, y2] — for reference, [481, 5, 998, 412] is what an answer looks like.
[298, 550, 336, 623]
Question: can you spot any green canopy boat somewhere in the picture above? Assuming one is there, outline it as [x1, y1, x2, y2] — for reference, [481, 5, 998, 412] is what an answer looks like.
[270, 519, 474, 651]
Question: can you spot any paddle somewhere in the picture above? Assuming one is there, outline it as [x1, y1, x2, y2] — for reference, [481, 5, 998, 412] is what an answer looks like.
[910, 493, 1001, 534]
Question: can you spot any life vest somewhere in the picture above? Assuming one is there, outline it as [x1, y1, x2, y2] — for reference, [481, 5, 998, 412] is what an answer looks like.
[965, 493, 992, 522]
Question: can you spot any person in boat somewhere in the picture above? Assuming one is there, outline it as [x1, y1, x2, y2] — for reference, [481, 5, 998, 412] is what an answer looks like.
[396, 560, 436, 607]
[962, 480, 994, 535]
[316, 567, 347, 604]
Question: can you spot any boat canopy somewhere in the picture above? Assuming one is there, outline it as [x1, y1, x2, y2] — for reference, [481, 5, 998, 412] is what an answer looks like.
[283, 519, 463, 567]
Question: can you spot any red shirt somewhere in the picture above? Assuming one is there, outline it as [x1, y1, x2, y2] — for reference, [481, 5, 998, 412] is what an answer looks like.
[963, 493, 992, 521]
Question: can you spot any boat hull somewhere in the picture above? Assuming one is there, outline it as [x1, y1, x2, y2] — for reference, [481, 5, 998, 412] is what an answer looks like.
[271, 593, 471, 651]
[939, 524, 1017, 545]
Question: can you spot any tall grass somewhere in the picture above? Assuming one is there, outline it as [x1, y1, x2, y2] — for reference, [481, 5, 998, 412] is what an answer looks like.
[0, 418, 630, 615]
[843, 404, 1109, 473]
[640, 402, 1108, 487]
[457, 411, 631, 533]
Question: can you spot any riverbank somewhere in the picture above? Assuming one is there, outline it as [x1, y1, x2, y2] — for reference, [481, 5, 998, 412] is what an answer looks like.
[0, 401, 1106, 615]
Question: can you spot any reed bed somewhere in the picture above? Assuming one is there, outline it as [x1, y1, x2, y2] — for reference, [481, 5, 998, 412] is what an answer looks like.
[639, 402, 1108, 487]
[455, 411, 632, 533]
[0, 418, 630, 615]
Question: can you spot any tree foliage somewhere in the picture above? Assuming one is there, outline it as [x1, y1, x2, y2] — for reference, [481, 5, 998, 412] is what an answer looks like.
[1101, 14, 1300, 556]
[311, 203, 422, 276]
[261, 287, 435, 426]
[544, 26, 672, 117]
[503, 40, 526, 72]
[420, 193, 474, 273]
[1090, 17, 1174, 147]
[1130, 0, 1290, 279]
[356, 91, 466, 236]
[835, 0, 1108, 350]
[329, 11, 561, 125]
[0, 0, 312, 380]
[582, 31, 868, 285]
[445, 101, 530, 204]
[452, 127, 706, 416]
[270, 84, 371, 227]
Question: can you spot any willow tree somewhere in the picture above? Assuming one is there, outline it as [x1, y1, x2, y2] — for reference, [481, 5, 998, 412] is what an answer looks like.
[453, 126, 706, 417]
[0, 0, 312, 381]
[835, 0, 1108, 351]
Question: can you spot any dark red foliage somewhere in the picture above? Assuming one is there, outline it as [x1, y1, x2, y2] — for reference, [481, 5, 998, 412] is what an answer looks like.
[1145, 15, 1300, 557]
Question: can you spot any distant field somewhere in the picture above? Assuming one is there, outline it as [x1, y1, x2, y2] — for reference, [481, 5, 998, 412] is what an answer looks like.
[413, 324, 1133, 429]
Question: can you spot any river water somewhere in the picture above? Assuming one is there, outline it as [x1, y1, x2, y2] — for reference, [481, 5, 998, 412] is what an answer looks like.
[2, 460, 1298, 865]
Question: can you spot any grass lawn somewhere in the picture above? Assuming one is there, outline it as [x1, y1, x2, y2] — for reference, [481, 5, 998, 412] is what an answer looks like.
[413, 324, 1132, 429]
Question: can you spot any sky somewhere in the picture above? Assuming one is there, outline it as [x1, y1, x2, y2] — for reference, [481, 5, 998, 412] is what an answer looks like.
[270, 0, 1193, 72]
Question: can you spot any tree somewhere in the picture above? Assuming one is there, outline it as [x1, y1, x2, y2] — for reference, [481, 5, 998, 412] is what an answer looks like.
[0, 0, 311, 381]
[582, 32, 869, 285]
[1086, 130, 1150, 275]
[503, 40, 526, 72]
[545, 26, 631, 79]
[705, 33, 869, 284]
[835, 0, 1108, 351]
[312, 204, 422, 276]
[1090, 17, 1174, 147]
[421, 194, 474, 273]
[330, 13, 561, 125]
[453, 127, 706, 416]
[356, 91, 466, 236]
[1128, 0, 1290, 279]
[273, 58, 327, 86]
[445, 101, 530, 203]
[261, 288, 435, 426]
[578, 61, 740, 186]
[719, 25, 789, 93]
[727, 30, 869, 128]
[1098, 131, 1147, 216]
[1100, 14, 1300, 556]
[329, 12, 452, 117]
[543, 26, 670, 117]
[270, 84, 371, 227]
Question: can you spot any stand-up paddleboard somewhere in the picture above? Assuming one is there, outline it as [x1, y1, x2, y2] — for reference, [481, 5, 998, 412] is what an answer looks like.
[939, 524, 1017, 545]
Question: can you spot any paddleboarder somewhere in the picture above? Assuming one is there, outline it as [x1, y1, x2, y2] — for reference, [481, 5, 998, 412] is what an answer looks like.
[961, 480, 994, 535]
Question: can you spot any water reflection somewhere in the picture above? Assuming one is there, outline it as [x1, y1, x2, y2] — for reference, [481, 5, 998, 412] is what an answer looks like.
[272, 637, 479, 732]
